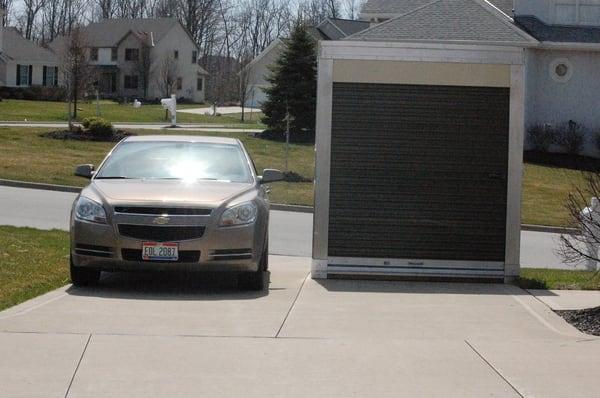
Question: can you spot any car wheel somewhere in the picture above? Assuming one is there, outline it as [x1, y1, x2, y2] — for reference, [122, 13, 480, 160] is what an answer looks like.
[70, 256, 101, 287]
[238, 246, 269, 291]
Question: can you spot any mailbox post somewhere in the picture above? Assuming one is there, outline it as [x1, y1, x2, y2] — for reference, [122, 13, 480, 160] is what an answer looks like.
[161, 94, 177, 127]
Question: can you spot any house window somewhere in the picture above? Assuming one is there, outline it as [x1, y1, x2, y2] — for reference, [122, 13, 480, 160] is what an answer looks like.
[44, 66, 57, 87]
[176, 77, 182, 90]
[124, 75, 139, 89]
[125, 48, 139, 61]
[197, 77, 203, 91]
[174, 50, 179, 59]
[90, 48, 99, 61]
[192, 50, 197, 64]
[580, 5, 600, 24]
[17, 64, 30, 86]
[111, 47, 118, 61]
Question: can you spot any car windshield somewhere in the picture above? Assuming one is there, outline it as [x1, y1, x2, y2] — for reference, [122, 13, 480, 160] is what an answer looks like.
[95, 141, 253, 183]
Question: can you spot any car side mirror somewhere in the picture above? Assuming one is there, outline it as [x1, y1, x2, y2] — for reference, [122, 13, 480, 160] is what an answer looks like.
[75, 164, 95, 179]
[259, 169, 283, 184]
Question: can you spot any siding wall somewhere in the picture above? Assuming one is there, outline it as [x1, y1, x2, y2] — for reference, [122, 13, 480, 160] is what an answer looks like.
[524, 48, 600, 155]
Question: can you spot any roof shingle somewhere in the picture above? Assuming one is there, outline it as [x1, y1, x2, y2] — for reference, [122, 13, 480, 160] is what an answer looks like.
[361, 0, 513, 16]
[516, 16, 600, 43]
[0, 27, 57, 63]
[349, 0, 529, 43]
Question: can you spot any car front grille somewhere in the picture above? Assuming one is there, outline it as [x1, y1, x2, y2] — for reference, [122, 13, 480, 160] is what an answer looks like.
[114, 206, 212, 216]
[121, 249, 200, 263]
[118, 224, 206, 241]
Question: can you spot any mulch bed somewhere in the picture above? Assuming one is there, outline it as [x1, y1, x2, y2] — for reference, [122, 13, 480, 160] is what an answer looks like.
[40, 129, 136, 142]
[556, 306, 600, 336]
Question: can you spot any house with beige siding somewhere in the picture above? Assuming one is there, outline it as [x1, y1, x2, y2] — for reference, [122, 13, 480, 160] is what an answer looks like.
[51, 18, 209, 103]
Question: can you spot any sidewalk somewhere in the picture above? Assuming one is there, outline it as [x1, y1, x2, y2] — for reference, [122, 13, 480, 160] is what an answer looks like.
[529, 289, 600, 310]
[0, 121, 263, 133]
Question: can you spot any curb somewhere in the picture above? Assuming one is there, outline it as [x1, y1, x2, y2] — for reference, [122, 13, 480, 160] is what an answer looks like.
[270, 204, 314, 213]
[0, 179, 82, 193]
[521, 224, 577, 235]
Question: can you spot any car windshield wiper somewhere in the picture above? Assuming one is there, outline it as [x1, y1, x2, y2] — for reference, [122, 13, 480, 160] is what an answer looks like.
[95, 176, 131, 179]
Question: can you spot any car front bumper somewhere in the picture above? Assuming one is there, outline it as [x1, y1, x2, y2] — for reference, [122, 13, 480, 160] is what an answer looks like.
[70, 218, 262, 273]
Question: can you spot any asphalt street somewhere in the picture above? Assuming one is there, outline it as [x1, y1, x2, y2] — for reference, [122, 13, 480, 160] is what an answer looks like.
[0, 185, 580, 268]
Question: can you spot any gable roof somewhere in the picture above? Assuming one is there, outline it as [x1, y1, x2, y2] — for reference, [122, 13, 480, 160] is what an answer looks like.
[348, 0, 535, 44]
[516, 16, 600, 43]
[317, 18, 371, 39]
[79, 18, 182, 48]
[0, 27, 57, 63]
[361, 0, 513, 16]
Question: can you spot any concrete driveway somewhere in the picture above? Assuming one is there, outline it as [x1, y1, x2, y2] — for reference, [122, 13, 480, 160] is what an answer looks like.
[1, 255, 600, 397]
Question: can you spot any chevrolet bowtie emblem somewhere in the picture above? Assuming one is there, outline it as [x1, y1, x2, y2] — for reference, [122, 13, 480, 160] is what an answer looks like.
[152, 216, 170, 225]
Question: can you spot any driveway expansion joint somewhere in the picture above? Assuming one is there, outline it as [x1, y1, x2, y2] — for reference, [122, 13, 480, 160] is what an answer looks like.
[465, 340, 525, 398]
[275, 271, 310, 338]
[64, 333, 92, 398]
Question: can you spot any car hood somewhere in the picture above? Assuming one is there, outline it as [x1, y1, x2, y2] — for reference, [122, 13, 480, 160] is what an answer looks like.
[91, 179, 255, 206]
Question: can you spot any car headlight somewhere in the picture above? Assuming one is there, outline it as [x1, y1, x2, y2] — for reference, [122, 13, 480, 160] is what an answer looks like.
[219, 202, 257, 227]
[75, 196, 107, 224]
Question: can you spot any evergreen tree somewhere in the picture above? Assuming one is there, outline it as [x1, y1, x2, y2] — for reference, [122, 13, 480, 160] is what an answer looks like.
[261, 22, 317, 143]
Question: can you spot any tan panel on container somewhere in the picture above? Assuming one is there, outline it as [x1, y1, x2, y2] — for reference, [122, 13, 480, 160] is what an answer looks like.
[332, 60, 510, 88]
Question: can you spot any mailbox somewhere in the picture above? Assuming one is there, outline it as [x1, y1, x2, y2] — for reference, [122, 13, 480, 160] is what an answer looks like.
[161, 94, 177, 127]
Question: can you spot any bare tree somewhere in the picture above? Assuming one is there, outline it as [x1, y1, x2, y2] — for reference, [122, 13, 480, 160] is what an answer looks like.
[135, 44, 153, 98]
[342, 0, 364, 19]
[297, 0, 341, 25]
[1, 0, 14, 26]
[559, 171, 600, 270]
[237, 51, 252, 122]
[154, 54, 179, 97]
[21, 0, 47, 39]
[57, 26, 94, 126]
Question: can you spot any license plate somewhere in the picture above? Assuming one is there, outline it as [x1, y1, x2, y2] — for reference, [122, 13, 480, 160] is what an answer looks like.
[142, 242, 179, 261]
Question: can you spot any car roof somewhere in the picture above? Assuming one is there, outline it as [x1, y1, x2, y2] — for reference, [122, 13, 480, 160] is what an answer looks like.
[123, 135, 240, 145]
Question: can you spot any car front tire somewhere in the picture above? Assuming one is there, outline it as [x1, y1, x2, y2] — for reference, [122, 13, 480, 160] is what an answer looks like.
[238, 242, 269, 291]
[70, 256, 101, 286]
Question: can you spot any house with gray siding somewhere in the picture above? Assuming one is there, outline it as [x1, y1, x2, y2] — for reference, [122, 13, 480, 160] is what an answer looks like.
[0, 24, 60, 88]
[51, 18, 209, 103]
[358, 0, 600, 155]
[243, 18, 369, 107]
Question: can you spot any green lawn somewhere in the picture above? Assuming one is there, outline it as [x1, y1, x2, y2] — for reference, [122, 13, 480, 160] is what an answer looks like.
[518, 268, 600, 290]
[0, 99, 263, 126]
[0, 226, 70, 311]
[522, 163, 587, 227]
[0, 125, 592, 224]
[0, 127, 314, 206]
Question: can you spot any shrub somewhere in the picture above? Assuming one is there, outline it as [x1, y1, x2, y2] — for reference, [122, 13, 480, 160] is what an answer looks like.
[556, 120, 585, 155]
[86, 117, 114, 137]
[0, 86, 67, 101]
[82, 116, 102, 129]
[526, 124, 556, 152]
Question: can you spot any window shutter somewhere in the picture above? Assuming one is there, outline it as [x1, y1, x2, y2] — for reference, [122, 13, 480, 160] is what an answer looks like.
[43, 66, 47, 86]
[16, 64, 21, 86]
[54, 67, 59, 86]
[28, 65, 33, 85]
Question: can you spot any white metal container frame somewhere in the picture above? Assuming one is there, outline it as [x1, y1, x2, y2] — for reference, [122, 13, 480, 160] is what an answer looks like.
[311, 40, 529, 282]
